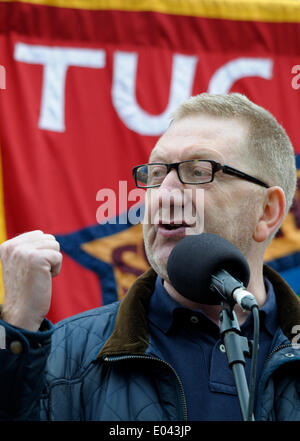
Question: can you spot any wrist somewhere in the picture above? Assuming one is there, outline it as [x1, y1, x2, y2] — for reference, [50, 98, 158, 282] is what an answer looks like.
[0, 304, 44, 332]
[0, 313, 53, 353]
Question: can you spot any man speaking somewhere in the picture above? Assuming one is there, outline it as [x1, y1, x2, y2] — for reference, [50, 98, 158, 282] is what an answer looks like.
[0, 93, 299, 421]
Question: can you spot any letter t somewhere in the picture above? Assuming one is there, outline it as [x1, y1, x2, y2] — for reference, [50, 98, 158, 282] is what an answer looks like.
[14, 43, 106, 132]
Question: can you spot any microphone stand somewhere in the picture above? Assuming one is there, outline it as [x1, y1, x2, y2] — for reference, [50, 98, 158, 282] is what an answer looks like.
[219, 302, 255, 421]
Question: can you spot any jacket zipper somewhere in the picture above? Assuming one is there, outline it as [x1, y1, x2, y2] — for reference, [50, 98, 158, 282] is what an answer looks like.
[265, 343, 295, 363]
[255, 342, 299, 420]
[103, 354, 188, 421]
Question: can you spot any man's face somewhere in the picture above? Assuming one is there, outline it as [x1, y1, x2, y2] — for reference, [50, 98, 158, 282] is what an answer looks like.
[142, 114, 264, 281]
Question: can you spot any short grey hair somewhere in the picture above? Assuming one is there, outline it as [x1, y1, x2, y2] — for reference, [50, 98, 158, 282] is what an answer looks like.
[170, 93, 297, 215]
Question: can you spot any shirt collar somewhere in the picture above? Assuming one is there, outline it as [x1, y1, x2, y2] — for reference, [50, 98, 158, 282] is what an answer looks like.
[148, 276, 184, 333]
[148, 275, 278, 336]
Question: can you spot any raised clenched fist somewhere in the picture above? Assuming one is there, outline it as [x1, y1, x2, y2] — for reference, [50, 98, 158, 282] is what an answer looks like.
[0, 230, 62, 332]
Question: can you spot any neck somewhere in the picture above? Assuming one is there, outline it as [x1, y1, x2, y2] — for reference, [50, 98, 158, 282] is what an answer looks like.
[163, 260, 267, 327]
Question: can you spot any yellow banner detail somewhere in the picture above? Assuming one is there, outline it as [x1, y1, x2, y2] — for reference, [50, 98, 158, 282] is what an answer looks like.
[1, 0, 300, 23]
[82, 224, 149, 300]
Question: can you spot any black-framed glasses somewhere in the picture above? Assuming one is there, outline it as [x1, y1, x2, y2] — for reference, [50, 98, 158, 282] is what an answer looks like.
[132, 160, 269, 189]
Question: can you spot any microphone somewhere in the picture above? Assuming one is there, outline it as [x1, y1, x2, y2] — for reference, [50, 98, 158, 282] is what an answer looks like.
[167, 233, 258, 311]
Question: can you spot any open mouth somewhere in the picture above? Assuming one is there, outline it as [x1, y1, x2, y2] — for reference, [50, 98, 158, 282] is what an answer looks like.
[161, 224, 185, 230]
[156, 220, 198, 238]
[157, 221, 195, 235]
[157, 223, 188, 238]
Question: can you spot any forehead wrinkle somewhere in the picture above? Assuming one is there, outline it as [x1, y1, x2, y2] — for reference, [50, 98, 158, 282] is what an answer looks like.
[149, 143, 226, 164]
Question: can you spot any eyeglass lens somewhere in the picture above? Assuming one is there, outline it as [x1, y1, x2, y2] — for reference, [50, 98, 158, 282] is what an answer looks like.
[135, 161, 214, 187]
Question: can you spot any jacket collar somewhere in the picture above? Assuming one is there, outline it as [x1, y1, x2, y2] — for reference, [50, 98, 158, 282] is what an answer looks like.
[263, 265, 300, 340]
[97, 265, 300, 359]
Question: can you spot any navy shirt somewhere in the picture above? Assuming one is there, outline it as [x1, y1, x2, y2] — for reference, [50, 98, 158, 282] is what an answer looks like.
[147, 276, 279, 421]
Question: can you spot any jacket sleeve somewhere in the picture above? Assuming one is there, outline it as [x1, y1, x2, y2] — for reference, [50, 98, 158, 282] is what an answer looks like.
[0, 317, 53, 420]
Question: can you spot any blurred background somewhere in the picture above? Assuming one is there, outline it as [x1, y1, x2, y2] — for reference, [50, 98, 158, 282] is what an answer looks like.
[0, 0, 300, 323]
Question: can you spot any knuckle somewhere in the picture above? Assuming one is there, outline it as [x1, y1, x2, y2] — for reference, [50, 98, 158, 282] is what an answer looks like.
[52, 250, 62, 262]
[43, 233, 56, 240]
[26, 248, 42, 264]
[31, 230, 44, 235]
[9, 245, 37, 264]
[11, 245, 30, 262]
[20, 230, 43, 238]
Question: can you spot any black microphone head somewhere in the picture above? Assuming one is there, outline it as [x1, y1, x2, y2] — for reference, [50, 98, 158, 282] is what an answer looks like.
[167, 233, 250, 304]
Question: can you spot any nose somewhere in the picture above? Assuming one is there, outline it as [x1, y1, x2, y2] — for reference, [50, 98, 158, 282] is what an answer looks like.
[159, 168, 183, 190]
[157, 169, 184, 217]
[145, 167, 185, 226]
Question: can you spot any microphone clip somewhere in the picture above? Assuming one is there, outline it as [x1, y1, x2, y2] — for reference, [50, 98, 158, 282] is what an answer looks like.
[219, 302, 252, 365]
[210, 269, 244, 308]
[210, 269, 258, 311]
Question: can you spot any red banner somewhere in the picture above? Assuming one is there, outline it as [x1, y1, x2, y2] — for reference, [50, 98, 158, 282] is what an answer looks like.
[1, 1, 300, 322]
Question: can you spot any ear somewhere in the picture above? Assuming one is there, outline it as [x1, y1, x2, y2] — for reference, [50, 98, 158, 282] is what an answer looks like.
[253, 186, 286, 243]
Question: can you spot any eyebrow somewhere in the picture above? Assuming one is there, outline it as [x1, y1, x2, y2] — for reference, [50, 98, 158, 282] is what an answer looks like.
[149, 147, 222, 163]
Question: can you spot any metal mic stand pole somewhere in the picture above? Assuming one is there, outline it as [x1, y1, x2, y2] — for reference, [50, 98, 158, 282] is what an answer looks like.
[219, 302, 254, 421]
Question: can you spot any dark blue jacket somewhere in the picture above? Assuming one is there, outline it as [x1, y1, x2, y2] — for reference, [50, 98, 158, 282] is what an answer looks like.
[0, 266, 299, 421]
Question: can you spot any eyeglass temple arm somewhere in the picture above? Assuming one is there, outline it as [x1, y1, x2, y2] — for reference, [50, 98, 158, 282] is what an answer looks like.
[221, 165, 269, 188]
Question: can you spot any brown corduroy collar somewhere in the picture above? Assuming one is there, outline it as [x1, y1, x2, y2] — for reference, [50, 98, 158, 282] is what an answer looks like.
[97, 265, 300, 359]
